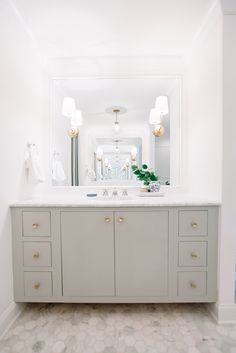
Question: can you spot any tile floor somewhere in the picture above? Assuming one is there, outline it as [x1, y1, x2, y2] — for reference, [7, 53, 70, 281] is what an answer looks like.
[0, 303, 236, 353]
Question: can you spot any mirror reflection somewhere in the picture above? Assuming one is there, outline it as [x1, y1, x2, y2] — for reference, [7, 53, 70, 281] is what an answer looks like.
[94, 137, 142, 181]
[52, 77, 180, 186]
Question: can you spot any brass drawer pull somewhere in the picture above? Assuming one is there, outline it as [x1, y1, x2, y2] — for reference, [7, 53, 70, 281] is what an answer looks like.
[190, 281, 197, 289]
[33, 252, 40, 259]
[34, 282, 40, 289]
[118, 217, 124, 223]
[190, 252, 198, 258]
[32, 223, 39, 229]
[105, 217, 111, 223]
[191, 222, 198, 228]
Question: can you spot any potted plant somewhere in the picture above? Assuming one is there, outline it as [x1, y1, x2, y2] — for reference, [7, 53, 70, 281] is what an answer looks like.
[131, 164, 161, 192]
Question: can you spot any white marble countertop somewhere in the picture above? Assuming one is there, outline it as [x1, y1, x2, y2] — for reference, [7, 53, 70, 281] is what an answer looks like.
[11, 194, 221, 208]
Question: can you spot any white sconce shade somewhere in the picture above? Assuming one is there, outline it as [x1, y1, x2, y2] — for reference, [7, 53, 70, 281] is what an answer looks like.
[155, 95, 169, 115]
[96, 147, 103, 156]
[96, 147, 103, 161]
[62, 97, 76, 118]
[71, 109, 83, 127]
[149, 108, 162, 125]
[131, 146, 137, 157]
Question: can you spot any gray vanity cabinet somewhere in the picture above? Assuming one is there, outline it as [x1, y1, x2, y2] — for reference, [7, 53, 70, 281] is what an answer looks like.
[61, 211, 115, 297]
[115, 211, 169, 297]
[61, 210, 169, 298]
[11, 205, 218, 303]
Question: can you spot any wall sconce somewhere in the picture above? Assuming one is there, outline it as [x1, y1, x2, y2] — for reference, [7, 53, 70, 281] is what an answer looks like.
[152, 124, 165, 137]
[61, 97, 83, 186]
[149, 108, 161, 125]
[62, 97, 83, 138]
[96, 147, 103, 162]
[131, 146, 137, 162]
[155, 96, 169, 116]
[149, 96, 168, 137]
[62, 97, 76, 118]
[104, 158, 109, 167]
[69, 109, 83, 137]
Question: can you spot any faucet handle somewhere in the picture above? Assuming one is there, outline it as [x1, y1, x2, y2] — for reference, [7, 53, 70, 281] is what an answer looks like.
[103, 189, 109, 197]
[122, 189, 128, 196]
[112, 189, 118, 197]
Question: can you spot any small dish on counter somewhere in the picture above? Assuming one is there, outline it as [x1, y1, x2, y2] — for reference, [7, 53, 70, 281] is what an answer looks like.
[138, 192, 164, 197]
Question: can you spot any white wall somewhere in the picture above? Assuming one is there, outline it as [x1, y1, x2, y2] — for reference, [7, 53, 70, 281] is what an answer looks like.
[216, 5, 236, 322]
[186, 0, 236, 322]
[0, 0, 49, 333]
[185, 2, 223, 199]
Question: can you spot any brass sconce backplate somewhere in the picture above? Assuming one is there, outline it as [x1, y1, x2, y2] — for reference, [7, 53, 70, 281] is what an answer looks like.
[153, 125, 165, 137]
[67, 128, 79, 138]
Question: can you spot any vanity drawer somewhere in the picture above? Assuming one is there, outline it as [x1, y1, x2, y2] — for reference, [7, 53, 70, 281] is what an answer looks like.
[178, 271, 207, 297]
[178, 241, 207, 267]
[24, 272, 52, 297]
[23, 242, 51, 267]
[178, 211, 208, 237]
[23, 211, 51, 237]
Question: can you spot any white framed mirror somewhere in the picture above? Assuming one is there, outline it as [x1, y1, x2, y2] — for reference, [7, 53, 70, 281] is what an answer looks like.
[51, 76, 181, 187]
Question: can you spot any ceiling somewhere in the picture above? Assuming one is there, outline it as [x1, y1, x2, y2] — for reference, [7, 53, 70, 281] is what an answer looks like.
[11, 0, 216, 58]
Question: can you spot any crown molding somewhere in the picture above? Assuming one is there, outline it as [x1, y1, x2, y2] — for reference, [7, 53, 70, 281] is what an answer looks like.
[221, 0, 236, 15]
[223, 9, 236, 15]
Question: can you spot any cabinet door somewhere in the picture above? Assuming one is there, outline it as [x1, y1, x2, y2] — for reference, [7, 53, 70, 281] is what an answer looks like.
[61, 211, 114, 297]
[115, 211, 169, 297]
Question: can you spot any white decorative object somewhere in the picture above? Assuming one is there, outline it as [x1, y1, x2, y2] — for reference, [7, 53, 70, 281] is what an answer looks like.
[52, 154, 66, 183]
[25, 144, 45, 183]
[149, 181, 161, 193]
[138, 191, 164, 197]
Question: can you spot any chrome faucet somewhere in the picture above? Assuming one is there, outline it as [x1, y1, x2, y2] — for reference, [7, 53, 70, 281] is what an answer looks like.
[122, 189, 128, 196]
[112, 189, 118, 197]
[102, 189, 109, 197]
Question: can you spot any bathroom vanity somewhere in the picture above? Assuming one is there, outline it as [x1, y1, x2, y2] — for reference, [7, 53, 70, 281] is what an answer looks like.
[11, 197, 219, 303]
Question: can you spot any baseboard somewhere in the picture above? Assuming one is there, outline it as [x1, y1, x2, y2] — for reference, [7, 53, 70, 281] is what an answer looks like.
[206, 302, 236, 324]
[0, 302, 26, 339]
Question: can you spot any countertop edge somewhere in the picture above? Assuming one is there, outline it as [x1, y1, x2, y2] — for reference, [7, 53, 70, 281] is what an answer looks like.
[10, 201, 221, 208]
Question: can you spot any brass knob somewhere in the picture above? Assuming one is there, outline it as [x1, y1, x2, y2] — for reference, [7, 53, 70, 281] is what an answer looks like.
[32, 223, 39, 229]
[105, 217, 111, 223]
[33, 252, 40, 259]
[118, 217, 124, 223]
[191, 252, 198, 258]
[191, 222, 198, 228]
[34, 282, 40, 289]
[190, 281, 197, 289]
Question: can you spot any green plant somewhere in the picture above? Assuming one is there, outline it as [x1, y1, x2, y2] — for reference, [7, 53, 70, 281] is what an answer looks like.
[131, 164, 159, 186]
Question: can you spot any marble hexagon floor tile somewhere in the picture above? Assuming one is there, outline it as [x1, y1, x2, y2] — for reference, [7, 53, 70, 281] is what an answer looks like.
[0, 304, 236, 353]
